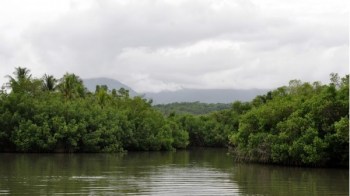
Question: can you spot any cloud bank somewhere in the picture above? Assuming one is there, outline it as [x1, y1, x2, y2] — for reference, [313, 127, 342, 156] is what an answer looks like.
[0, 0, 348, 92]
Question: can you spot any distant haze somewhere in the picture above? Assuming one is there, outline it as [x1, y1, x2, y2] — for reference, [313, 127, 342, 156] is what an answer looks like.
[145, 88, 269, 104]
[84, 78, 268, 104]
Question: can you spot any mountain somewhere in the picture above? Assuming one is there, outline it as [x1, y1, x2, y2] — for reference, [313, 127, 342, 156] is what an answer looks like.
[82, 77, 268, 104]
[83, 78, 138, 96]
[144, 88, 269, 104]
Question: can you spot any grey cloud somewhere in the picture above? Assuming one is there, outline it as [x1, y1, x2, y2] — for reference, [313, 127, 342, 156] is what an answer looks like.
[25, 1, 264, 55]
[0, 0, 348, 92]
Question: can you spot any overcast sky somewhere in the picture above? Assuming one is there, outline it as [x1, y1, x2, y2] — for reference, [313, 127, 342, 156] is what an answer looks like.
[0, 0, 348, 93]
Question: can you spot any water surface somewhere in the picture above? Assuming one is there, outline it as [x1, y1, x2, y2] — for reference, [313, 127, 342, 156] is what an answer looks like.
[0, 148, 348, 195]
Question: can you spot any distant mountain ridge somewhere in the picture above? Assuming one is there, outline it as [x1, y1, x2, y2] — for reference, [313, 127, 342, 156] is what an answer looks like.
[145, 88, 269, 104]
[83, 78, 268, 104]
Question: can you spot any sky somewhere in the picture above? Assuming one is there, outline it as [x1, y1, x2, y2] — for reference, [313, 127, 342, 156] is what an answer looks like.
[0, 0, 348, 93]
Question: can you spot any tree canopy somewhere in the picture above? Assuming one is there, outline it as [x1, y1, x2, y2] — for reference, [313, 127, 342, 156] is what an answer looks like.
[0, 67, 188, 153]
[0, 67, 348, 167]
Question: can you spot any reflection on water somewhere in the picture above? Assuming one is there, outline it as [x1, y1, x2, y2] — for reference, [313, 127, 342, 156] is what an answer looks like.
[0, 148, 348, 195]
[232, 164, 348, 196]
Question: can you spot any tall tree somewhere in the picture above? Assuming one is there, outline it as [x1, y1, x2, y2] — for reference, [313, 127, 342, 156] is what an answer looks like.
[58, 73, 85, 100]
[42, 74, 57, 91]
[96, 85, 110, 108]
[6, 67, 32, 93]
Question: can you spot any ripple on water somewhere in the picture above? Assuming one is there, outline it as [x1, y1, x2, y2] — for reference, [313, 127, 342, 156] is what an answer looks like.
[56, 166, 240, 195]
[119, 166, 241, 195]
[0, 190, 10, 195]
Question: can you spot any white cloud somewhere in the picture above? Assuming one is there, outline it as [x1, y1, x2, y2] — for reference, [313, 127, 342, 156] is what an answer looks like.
[129, 73, 182, 93]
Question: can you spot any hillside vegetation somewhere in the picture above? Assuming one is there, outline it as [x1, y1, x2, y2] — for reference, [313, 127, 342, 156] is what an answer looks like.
[153, 102, 231, 115]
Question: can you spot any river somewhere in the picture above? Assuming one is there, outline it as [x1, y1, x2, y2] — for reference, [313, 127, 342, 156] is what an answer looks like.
[0, 148, 348, 195]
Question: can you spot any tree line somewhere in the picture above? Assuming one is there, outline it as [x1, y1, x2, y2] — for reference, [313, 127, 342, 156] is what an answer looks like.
[0, 67, 348, 167]
[153, 102, 231, 115]
[0, 67, 188, 152]
[172, 73, 349, 167]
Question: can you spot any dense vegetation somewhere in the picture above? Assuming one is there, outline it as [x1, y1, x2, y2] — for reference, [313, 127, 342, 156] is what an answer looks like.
[0, 67, 348, 167]
[153, 102, 231, 115]
[228, 75, 349, 166]
[173, 74, 349, 167]
[0, 67, 189, 152]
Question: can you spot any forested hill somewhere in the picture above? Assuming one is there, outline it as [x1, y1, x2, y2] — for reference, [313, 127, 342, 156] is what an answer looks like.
[82, 78, 268, 104]
[154, 102, 232, 115]
[145, 88, 269, 104]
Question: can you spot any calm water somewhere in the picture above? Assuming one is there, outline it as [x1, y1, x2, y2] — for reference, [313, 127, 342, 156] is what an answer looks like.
[0, 148, 348, 195]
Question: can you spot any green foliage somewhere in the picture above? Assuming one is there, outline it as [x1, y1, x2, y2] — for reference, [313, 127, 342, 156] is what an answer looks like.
[42, 74, 57, 91]
[154, 102, 231, 115]
[0, 67, 190, 153]
[0, 67, 348, 167]
[58, 73, 86, 100]
[228, 74, 349, 166]
[174, 102, 246, 147]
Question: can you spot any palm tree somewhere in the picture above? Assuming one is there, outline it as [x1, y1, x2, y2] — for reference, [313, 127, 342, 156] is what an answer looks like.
[6, 67, 32, 93]
[42, 74, 57, 91]
[58, 73, 85, 100]
[96, 86, 110, 108]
